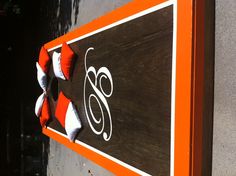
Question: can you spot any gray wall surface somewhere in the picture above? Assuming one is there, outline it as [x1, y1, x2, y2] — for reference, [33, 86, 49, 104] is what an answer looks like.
[47, 1, 130, 176]
[212, 0, 236, 176]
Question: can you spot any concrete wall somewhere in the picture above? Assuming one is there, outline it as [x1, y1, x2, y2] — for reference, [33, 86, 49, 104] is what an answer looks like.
[212, 0, 236, 175]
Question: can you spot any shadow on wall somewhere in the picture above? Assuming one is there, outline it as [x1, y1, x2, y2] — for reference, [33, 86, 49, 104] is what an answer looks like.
[39, 0, 81, 38]
[73, 0, 80, 24]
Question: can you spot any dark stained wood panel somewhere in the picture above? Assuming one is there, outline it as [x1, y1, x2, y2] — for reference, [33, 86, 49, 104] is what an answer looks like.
[47, 6, 173, 176]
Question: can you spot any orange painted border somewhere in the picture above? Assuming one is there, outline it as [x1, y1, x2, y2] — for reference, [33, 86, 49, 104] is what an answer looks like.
[41, 0, 205, 175]
[174, 0, 192, 175]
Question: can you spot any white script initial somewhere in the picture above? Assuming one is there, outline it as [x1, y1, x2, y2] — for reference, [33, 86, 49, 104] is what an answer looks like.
[83, 47, 113, 141]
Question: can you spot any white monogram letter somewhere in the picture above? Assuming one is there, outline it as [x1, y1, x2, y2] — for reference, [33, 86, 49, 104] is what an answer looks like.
[83, 47, 113, 141]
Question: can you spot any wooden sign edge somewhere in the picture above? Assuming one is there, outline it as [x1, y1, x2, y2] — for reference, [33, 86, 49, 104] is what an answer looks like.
[40, 0, 202, 175]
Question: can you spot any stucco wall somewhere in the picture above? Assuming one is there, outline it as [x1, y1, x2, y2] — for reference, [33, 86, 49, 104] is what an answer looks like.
[212, 0, 236, 175]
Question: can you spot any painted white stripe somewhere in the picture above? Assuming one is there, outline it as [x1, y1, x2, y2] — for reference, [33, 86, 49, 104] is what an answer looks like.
[47, 0, 177, 175]
[170, 1, 177, 176]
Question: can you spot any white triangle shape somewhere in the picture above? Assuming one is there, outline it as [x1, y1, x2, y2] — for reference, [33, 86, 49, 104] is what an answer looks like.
[35, 92, 46, 117]
[65, 102, 82, 141]
[36, 62, 47, 91]
[52, 51, 66, 80]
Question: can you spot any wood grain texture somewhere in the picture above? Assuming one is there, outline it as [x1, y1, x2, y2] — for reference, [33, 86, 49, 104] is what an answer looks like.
[47, 6, 173, 176]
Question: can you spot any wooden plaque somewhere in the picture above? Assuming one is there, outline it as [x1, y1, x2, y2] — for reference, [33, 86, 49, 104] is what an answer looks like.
[40, 0, 213, 175]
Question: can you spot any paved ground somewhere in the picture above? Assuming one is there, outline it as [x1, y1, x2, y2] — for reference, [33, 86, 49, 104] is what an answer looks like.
[47, 140, 113, 176]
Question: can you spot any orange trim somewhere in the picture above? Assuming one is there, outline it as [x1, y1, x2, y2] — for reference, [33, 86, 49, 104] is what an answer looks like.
[43, 127, 140, 176]
[174, 0, 193, 175]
